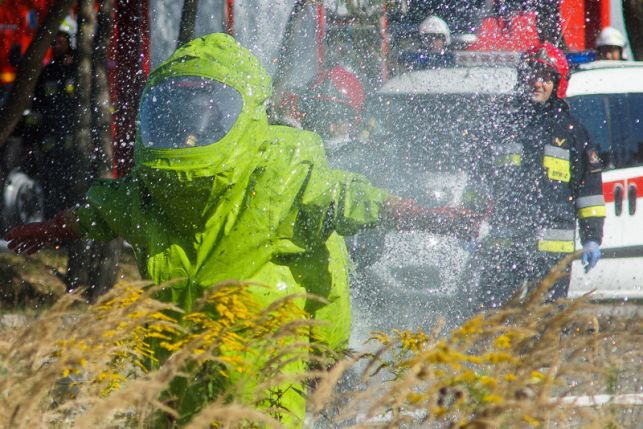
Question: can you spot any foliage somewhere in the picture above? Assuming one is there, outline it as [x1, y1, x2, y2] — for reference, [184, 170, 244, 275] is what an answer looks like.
[307, 255, 642, 428]
[0, 280, 321, 428]
[0, 255, 640, 428]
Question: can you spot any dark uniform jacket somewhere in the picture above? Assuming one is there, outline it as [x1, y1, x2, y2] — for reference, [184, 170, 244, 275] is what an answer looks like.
[32, 58, 76, 150]
[31, 57, 78, 217]
[485, 98, 605, 253]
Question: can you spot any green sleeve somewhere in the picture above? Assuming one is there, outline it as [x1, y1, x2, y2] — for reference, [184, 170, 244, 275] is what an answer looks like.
[75, 178, 134, 241]
[295, 131, 389, 241]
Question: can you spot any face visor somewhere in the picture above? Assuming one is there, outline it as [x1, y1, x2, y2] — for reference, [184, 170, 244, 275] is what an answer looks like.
[139, 76, 243, 149]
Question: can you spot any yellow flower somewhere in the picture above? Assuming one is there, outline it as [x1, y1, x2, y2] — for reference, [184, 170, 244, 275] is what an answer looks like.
[479, 375, 497, 387]
[406, 392, 423, 404]
[483, 351, 517, 364]
[433, 406, 447, 417]
[462, 369, 477, 383]
[523, 415, 541, 427]
[453, 315, 483, 337]
[482, 394, 503, 404]
[504, 373, 517, 382]
[464, 355, 483, 365]
[529, 370, 545, 383]
[494, 334, 511, 349]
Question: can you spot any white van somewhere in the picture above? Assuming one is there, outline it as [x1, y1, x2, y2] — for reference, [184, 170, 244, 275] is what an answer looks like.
[566, 61, 643, 300]
[343, 64, 518, 327]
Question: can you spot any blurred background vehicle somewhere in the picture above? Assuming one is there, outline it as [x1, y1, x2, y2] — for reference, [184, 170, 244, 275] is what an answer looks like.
[347, 53, 643, 315]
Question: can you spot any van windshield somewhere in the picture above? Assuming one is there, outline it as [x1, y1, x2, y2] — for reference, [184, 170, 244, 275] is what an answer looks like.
[366, 93, 506, 173]
[327, 92, 508, 206]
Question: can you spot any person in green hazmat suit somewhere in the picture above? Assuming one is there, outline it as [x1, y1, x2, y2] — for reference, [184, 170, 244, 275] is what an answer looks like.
[5, 33, 478, 427]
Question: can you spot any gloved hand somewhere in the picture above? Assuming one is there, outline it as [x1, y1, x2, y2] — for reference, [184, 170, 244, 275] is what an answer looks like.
[462, 238, 477, 254]
[4, 210, 80, 255]
[581, 241, 601, 273]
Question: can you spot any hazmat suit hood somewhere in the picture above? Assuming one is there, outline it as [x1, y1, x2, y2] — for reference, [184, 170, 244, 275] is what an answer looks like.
[134, 33, 273, 229]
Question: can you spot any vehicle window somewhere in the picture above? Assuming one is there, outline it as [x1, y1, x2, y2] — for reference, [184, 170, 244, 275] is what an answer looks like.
[567, 95, 611, 167]
[569, 93, 643, 170]
[353, 92, 506, 206]
[369, 94, 500, 171]
[622, 93, 643, 167]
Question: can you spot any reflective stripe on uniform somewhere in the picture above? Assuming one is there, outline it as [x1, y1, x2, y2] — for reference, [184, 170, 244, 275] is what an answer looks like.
[540, 229, 575, 241]
[495, 153, 522, 166]
[544, 145, 570, 160]
[578, 205, 607, 218]
[576, 195, 605, 208]
[538, 240, 575, 253]
[543, 145, 571, 182]
[576, 195, 606, 218]
[537, 228, 575, 253]
[495, 142, 523, 166]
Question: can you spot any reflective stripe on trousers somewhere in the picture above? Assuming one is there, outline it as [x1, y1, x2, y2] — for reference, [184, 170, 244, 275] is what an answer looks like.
[537, 228, 575, 253]
[488, 228, 576, 253]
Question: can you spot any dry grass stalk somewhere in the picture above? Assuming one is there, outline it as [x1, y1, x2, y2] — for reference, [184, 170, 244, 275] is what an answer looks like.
[1, 254, 640, 428]
[0, 280, 325, 428]
[307, 254, 642, 428]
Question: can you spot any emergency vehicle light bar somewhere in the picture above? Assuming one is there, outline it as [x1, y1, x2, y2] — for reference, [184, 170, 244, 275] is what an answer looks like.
[455, 51, 521, 67]
[566, 51, 597, 68]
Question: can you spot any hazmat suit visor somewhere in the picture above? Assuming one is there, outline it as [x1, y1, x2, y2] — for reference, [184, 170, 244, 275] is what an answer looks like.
[138, 76, 243, 149]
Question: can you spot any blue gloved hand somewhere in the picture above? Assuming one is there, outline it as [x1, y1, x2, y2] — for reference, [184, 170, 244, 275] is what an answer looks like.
[581, 241, 601, 273]
[462, 238, 477, 254]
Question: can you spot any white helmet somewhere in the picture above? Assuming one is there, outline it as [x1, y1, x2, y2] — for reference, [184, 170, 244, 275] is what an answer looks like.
[596, 26, 626, 49]
[419, 15, 451, 46]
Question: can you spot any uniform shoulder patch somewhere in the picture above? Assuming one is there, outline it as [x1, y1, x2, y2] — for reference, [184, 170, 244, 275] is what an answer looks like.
[587, 148, 602, 171]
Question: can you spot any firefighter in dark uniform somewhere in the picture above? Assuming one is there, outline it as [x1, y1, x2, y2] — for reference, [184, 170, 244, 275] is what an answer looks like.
[475, 42, 605, 308]
[31, 26, 78, 218]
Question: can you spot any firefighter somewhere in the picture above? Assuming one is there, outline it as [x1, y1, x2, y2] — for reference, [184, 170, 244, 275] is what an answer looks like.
[595, 26, 627, 61]
[30, 17, 78, 218]
[5, 33, 478, 427]
[299, 65, 366, 155]
[474, 42, 605, 309]
[397, 15, 455, 73]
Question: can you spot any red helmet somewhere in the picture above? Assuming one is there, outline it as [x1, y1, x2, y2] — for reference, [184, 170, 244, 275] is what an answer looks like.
[523, 42, 569, 98]
[307, 65, 365, 124]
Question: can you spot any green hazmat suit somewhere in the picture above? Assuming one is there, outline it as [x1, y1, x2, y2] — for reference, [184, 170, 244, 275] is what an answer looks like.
[74, 33, 389, 426]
